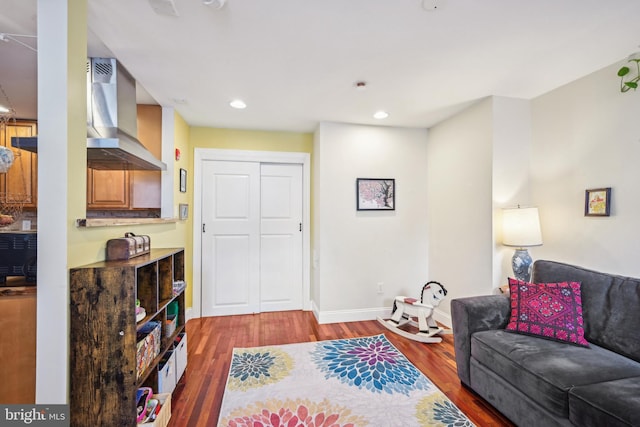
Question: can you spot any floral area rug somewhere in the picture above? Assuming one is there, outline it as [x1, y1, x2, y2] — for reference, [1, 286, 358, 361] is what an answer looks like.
[217, 334, 474, 427]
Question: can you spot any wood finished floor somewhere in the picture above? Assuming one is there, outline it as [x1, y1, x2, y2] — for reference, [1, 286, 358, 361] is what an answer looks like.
[168, 311, 515, 427]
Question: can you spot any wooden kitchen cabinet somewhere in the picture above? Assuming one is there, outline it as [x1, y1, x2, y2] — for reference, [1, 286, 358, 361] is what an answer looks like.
[131, 105, 162, 208]
[0, 120, 37, 209]
[86, 105, 161, 210]
[0, 283, 36, 404]
[87, 168, 131, 209]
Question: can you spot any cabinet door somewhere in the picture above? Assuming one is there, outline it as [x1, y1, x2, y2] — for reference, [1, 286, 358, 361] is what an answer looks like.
[0, 121, 37, 208]
[0, 290, 36, 403]
[131, 105, 161, 208]
[69, 266, 138, 426]
[87, 168, 131, 209]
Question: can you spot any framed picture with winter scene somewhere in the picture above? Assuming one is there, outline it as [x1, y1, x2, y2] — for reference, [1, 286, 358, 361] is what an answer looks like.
[356, 178, 395, 211]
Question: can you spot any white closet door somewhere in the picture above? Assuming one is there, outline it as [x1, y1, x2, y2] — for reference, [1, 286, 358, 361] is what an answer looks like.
[201, 160, 260, 316]
[260, 163, 303, 312]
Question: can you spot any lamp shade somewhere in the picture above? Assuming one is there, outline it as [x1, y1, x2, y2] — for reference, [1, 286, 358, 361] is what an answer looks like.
[502, 207, 543, 247]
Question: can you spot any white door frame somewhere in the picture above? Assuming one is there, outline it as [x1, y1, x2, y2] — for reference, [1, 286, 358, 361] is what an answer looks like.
[192, 148, 311, 319]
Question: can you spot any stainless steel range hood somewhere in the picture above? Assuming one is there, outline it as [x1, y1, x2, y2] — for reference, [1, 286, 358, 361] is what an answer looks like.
[12, 58, 167, 171]
[86, 58, 166, 171]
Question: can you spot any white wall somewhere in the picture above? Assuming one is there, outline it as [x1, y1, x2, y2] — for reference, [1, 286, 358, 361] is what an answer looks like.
[426, 99, 494, 321]
[425, 96, 534, 319]
[314, 75, 640, 325]
[312, 129, 322, 308]
[36, 0, 87, 403]
[531, 60, 640, 277]
[313, 122, 429, 323]
[492, 97, 535, 287]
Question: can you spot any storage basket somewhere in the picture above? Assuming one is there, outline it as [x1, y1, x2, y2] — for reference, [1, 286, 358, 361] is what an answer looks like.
[136, 321, 161, 379]
[164, 314, 177, 337]
[137, 393, 171, 427]
[0, 192, 25, 228]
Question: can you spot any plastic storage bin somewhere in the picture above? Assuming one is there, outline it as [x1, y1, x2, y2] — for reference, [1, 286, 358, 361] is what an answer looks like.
[158, 351, 176, 394]
[175, 332, 187, 381]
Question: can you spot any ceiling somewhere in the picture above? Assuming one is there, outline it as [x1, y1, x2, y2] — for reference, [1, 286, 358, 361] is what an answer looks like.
[2, 0, 640, 133]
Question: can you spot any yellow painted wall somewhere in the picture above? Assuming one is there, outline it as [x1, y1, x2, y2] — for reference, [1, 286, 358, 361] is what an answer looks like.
[172, 112, 193, 305]
[190, 127, 313, 153]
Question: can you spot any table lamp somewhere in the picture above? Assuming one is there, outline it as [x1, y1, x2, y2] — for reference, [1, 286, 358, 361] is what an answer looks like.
[502, 206, 543, 282]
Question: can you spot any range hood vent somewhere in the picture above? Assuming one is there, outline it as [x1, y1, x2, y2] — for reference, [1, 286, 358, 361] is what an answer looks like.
[86, 58, 167, 171]
[12, 59, 167, 171]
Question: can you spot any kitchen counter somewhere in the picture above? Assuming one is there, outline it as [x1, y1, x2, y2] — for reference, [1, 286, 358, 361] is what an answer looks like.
[75, 217, 179, 228]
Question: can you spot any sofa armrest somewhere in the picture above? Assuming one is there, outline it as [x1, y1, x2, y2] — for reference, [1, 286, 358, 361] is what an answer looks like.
[451, 295, 510, 386]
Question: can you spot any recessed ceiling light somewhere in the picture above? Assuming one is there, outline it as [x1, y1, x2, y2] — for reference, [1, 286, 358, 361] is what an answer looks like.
[373, 111, 389, 119]
[230, 99, 247, 109]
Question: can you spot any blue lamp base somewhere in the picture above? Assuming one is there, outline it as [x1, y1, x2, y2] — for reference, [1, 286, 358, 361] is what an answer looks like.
[512, 248, 533, 282]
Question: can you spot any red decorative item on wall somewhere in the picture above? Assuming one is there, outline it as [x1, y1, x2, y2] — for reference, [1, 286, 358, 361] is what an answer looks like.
[175, 148, 181, 161]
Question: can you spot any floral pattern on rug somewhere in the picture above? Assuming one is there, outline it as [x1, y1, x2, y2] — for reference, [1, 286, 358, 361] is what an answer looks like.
[228, 347, 294, 391]
[219, 398, 367, 427]
[417, 393, 475, 427]
[218, 335, 475, 427]
[312, 335, 431, 395]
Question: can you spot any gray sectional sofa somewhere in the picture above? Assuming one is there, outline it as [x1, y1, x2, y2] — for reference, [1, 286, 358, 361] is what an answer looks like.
[451, 260, 640, 427]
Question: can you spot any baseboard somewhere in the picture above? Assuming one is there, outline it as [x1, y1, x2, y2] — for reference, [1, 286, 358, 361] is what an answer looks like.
[311, 301, 452, 328]
[188, 303, 453, 329]
[433, 310, 452, 329]
[312, 304, 390, 324]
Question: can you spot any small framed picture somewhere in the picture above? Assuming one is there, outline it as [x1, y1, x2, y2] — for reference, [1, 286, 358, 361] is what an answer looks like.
[356, 178, 395, 211]
[179, 168, 187, 193]
[179, 203, 189, 220]
[585, 187, 611, 217]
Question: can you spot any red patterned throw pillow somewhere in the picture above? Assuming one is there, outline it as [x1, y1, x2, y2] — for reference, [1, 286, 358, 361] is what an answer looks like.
[506, 278, 589, 347]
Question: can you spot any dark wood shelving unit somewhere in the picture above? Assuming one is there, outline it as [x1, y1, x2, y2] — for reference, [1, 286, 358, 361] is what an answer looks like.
[69, 248, 185, 426]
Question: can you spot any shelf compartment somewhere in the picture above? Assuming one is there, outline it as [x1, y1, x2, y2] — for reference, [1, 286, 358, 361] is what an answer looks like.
[136, 263, 158, 315]
[136, 321, 161, 381]
[158, 256, 173, 301]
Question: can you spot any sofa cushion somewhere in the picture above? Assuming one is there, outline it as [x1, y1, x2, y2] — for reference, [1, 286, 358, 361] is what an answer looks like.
[506, 278, 589, 347]
[471, 329, 640, 417]
[532, 260, 640, 362]
[569, 376, 640, 427]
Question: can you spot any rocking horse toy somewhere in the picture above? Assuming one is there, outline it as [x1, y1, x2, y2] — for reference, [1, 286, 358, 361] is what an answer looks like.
[377, 281, 448, 343]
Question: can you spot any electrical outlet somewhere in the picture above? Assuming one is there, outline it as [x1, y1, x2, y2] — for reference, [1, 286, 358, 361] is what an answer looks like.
[377, 282, 384, 294]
